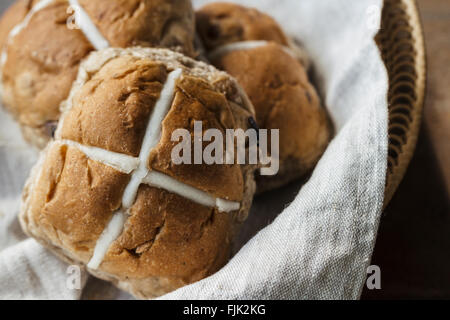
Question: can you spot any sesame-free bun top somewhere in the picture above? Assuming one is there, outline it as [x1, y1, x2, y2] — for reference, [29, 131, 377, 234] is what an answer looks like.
[20, 47, 257, 299]
[196, 3, 331, 192]
[196, 1, 288, 50]
[0, 0, 196, 148]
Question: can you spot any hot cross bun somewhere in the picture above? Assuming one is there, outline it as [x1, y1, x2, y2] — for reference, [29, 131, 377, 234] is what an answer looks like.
[20, 47, 257, 299]
[196, 2, 332, 192]
[0, 0, 195, 148]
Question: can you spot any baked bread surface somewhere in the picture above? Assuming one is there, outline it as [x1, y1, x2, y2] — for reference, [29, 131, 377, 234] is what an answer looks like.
[196, 3, 331, 192]
[20, 47, 256, 299]
[0, 0, 196, 148]
[196, 1, 288, 50]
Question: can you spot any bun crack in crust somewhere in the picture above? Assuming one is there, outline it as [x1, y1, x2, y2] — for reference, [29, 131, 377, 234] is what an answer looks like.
[196, 3, 332, 192]
[0, 0, 196, 148]
[20, 47, 257, 299]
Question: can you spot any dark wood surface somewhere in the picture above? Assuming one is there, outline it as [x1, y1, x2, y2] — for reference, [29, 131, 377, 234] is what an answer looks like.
[362, 0, 450, 299]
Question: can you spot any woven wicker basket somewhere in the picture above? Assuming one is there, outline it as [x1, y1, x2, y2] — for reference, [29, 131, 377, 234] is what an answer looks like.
[377, 0, 426, 207]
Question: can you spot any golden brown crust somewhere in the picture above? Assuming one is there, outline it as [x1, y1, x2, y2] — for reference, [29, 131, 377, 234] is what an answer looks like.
[150, 75, 244, 201]
[25, 143, 130, 262]
[60, 48, 251, 200]
[0, 0, 196, 148]
[0, 0, 36, 49]
[1, 0, 93, 128]
[79, 0, 195, 56]
[196, 1, 288, 50]
[20, 47, 257, 299]
[213, 44, 330, 164]
[103, 185, 231, 285]
[61, 55, 166, 157]
[196, 3, 331, 192]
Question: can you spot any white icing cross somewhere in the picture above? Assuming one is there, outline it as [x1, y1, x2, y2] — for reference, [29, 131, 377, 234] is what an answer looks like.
[68, 0, 110, 50]
[1, 0, 241, 270]
[121, 69, 182, 209]
[207, 40, 300, 62]
[60, 140, 140, 174]
[87, 210, 127, 270]
[54, 69, 240, 270]
[0, 0, 108, 96]
[1, 0, 55, 67]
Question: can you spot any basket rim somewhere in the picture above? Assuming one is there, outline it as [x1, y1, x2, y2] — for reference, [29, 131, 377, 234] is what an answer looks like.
[381, 0, 427, 208]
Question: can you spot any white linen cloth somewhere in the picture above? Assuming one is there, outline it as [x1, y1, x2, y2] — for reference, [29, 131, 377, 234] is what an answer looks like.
[0, 0, 388, 300]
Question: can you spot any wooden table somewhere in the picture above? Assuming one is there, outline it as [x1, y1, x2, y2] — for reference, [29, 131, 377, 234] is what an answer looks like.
[362, 0, 450, 299]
